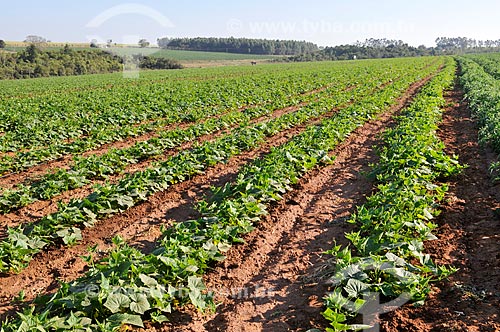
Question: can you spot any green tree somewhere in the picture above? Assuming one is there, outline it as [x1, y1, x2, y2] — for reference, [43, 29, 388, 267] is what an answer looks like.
[0, 40, 5, 49]
[24, 35, 47, 44]
[20, 44, 40, 62]
[138, 39, 150, 48]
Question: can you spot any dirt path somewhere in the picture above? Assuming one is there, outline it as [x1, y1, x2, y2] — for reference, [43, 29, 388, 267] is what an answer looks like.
[381, 85, 500, 331]
[150, 75, 434, 332]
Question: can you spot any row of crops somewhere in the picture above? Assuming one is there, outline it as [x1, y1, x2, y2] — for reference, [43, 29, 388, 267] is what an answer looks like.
[0, 59, 440, 275]
[0, 66, 339, 172]
[0, 61, 427, 175]
[318, 58, 463, 331]
[457, 53, 500, 175]
[0, 60, 414, 214]
[0, 57, 448, 331]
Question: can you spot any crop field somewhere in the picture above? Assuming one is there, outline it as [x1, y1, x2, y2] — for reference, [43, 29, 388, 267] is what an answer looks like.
[0, 57, 498, 332]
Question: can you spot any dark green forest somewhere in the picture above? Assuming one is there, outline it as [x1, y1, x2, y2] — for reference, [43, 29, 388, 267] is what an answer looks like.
[157, 37, 319, 55]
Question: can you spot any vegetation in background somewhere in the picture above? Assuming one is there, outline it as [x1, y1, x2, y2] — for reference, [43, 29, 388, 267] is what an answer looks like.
[138, 39, 150, 48]
[284, 37, 500, 62]
[0, 44, 186, 80]
[113, 48, 274, 61]
[157, 37, 318, 55]
[0, 44, 123, 79]
[136, 55, 183, 70]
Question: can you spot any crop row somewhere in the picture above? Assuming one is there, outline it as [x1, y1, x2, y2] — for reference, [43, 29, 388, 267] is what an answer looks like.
[0, 68, 338, 173]
[0, 58, 423, 213]
[319, 58, 463, 332]
[467, 53, 500, 79]
[0, 72, 364, 214]
[457, 56, 500, 176]
[0, 60, 433, 274]
[0, 59, 415, 175]
[0, 73, 280, 150]
[0, 58, 442, 332]
[0, 63, 290, 100]
[0, 61, 381, 153]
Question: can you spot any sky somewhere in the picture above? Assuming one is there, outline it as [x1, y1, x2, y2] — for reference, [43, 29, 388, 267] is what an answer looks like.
[2, 0, 499, 47]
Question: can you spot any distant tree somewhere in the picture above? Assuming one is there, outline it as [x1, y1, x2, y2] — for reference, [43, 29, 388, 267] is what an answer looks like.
[138, 39, 150, 48]
[157, 37, 318, 55]
[0, 40, 5, 49]
[157, 37, 171, 48]
[20, 44, 40, 62]
[24, 35, 47, 44]
[136, 55, 183, 69]
[90, 39, 99, 48]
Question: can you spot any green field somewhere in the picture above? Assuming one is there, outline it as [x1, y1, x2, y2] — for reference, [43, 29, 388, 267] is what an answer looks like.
[0, 56, 498, 331]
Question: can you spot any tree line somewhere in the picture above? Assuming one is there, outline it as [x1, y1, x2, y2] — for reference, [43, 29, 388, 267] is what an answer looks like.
[157, 37, 318, 55]
[435, 37, 500, 53]
[284, 37, 500, 62]
[0, 45, 123, 79]
[0, 44, 183, 80]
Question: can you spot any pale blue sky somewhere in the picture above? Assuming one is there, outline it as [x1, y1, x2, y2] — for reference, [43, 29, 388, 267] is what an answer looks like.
[2, 0, 499, 47]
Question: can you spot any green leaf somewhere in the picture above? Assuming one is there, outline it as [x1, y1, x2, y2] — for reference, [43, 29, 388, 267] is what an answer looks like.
[107, 313, 144, 328]
[187, 276, 208, 309]
[344, 279, 370, 299]
[218, 242, 232, 252]
[150, 312, 169, 323]
[422, 208, 434, 220]
[104, 293, 130, 313]
[139, 274, 158, 288]
[349, 324, 374, 330]
[188, 276, 206, 291]
[385, 253, 406, 266]
[185, 265, 199, 273]
[56, 227, 82, 245]
[129, 293, 150, 314]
